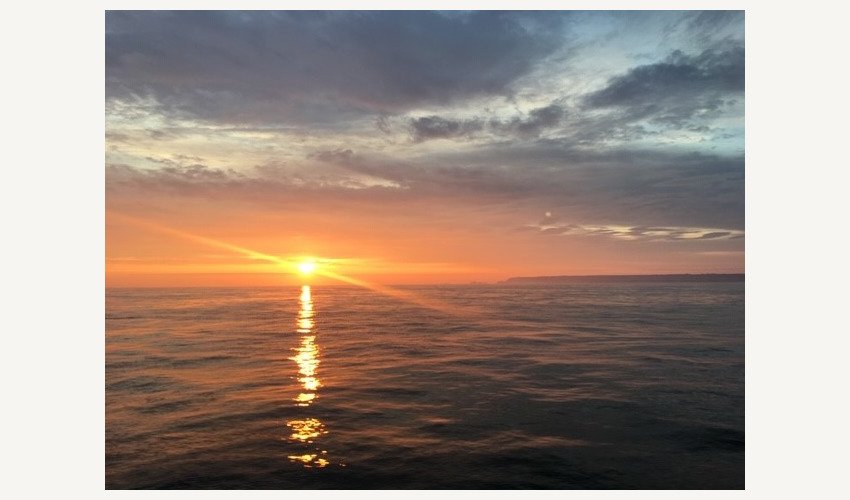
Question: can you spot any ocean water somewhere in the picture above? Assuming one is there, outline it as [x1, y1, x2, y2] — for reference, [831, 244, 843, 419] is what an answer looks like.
[105, 283, 744, 489]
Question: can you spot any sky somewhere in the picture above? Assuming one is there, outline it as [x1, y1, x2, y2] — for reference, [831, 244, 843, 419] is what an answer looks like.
[105, 10, 744, 286]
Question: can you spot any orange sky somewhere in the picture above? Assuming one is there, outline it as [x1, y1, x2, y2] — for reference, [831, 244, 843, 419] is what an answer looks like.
[106, 190, 743, 287]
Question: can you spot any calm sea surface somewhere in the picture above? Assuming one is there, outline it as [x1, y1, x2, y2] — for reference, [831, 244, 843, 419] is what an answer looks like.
[106, 283, 744, 489]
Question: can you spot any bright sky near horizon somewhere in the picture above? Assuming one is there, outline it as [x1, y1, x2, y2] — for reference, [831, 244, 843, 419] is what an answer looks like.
[105, 10, 744, 286]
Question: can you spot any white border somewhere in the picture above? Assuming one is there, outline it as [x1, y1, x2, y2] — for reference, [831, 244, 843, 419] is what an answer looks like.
[5, 1, 850, 498]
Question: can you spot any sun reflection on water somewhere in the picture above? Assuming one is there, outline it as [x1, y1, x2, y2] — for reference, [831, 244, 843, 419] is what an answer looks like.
[292, 286, 320, 406]
[287, 418, 327, 442]
[285, 285, 337, 468]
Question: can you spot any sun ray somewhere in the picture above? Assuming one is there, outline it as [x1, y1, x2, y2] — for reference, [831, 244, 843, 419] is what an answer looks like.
[107, 211, 483, 317]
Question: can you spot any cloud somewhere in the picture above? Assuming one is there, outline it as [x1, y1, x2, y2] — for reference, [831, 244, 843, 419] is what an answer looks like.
[310, 148, 355, 164]
[106, 131, 745, 244]
[675, 11, 744, 46]
[106, 160, 406, 207]
[409, 116, 485, 142]
[371, 145, 744, 230]
[108, 163, 245, 185]
[106, 11, 566, 126]
[182, 142, 745, 228]
[525, 221, 744, 242]
[583, 41, 744, 126]
[105, 11, 745, 255]
[491, 103, 566, 137]
[375, 116, 392, 135]
[408, 103, 566, 142]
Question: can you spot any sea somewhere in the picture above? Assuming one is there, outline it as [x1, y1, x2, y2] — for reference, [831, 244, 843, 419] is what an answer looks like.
[105, 282, 744, 489]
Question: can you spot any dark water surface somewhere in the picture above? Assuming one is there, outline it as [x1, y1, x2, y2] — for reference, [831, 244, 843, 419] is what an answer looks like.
[106, 283, 744, 489]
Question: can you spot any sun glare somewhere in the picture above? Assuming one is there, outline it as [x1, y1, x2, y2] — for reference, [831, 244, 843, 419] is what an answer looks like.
[298, 260, 317, 275]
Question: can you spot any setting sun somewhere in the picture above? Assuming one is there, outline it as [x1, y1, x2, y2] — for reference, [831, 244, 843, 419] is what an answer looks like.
[297, 260, 317, 275]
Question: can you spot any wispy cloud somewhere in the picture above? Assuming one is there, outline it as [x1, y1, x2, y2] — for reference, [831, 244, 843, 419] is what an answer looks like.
[525, 218, 744, 242]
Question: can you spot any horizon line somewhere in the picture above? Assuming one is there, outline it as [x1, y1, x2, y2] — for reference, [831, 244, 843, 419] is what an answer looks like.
[105, 272, 745, 289]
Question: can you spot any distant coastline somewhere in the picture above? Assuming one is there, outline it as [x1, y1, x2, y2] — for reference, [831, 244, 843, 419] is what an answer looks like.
[500, 273, 744, 284]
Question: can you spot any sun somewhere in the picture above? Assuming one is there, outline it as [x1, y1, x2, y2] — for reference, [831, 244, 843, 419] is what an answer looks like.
[297, 260, 317, 275]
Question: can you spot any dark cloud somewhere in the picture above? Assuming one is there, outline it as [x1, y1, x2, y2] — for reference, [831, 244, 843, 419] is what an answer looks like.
[375, 116, 392, 135]
[106, 11, 566, 125]
[145, 129, 172, 140]
[583, 41, 744, 127]
[410, 116, 485, 142]
[697, 231, 732, 240]
[523, 104, 565, 130]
